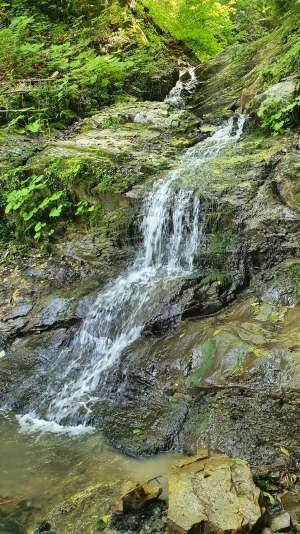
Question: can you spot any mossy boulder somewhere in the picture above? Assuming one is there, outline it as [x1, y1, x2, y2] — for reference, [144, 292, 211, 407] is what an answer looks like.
[0, 101, 202, 259]
[191, 26, 297, 117]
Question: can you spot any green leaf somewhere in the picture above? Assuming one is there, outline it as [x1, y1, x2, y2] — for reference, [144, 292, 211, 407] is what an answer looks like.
[133, 429, 146, 435]
[280, 445, 290, 456]
[273, 121, 284, 131]
[48, 191, 64, 202]
[26, 119, 41, 133]
[89, 74, 97, 84]
[95, 519, 106, 530]
[23, 210, 35, 221]
[179, 333, 185, 338]
[263, 492, 275, 505]
[5, 203, 13, 214]
[49, 205, 63, 217]
[38, 197, 51, 209]
[213, 329, 221, 336]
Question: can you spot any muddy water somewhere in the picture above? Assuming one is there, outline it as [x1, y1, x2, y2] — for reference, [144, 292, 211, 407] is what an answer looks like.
[0, 414, 182, 534]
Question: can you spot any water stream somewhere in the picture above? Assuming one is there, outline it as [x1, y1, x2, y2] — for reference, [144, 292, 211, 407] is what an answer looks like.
[0, 412, 183, 534]
[18, 114, 245, 432]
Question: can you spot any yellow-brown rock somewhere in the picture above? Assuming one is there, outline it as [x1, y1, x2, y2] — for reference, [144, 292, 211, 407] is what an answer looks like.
[167, 454, 266, 534]
[114, 481, 162, 513]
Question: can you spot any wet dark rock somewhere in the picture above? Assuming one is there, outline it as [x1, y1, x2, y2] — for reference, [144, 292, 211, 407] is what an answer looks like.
[24, 296, 79, 331]
[180, 70, 192, 83]
[3, 304, 33, 320]
[95, 261, 300, 463]
[0, 495, 27, 516]
[36, 521, 55, 533]
[0, 495, 33, 534]
[109, 501, 167, 534]
[11, 328, 68, 362]
[38, 482, 125, 534]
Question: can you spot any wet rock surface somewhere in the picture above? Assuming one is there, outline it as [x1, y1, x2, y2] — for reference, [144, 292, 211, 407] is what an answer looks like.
[190, 30, 288, 117]
[0, 255, 116, 410]
[109, 501, 168, 534]
[97, 260, 300, 463]
[30, 482, 121, 534]
[0, 496, 33, 534]
[280, 491, 300, 530]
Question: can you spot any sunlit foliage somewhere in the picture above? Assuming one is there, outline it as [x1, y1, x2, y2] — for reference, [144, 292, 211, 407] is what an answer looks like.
[142, 0, 236, 59]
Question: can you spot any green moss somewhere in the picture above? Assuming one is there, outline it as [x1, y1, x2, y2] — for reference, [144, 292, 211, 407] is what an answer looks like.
[201, 271, 232, 287]
[290, 264, 300, 299]
[187, 339, 216, 387]
[28, 155, 130, 196]
[231, 349, 247, 374]
[97, 203, 140, 244]
[101, 117, 121, 129]
[209, 232, 238, 255]
[80, 123, 95, 134]
[206, 202, 236, 233]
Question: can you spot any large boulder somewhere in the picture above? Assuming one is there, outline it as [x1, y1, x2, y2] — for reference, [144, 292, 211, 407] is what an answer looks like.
[167, 451, 266, 534]
[252, 79, 297, 111]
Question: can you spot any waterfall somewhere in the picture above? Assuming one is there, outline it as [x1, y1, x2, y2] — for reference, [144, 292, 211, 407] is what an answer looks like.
[165, 66, 199, 110]
[17, 115, 245, 433]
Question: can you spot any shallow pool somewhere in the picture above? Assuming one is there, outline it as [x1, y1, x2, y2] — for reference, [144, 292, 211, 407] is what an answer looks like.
[0, 413, 182, 533]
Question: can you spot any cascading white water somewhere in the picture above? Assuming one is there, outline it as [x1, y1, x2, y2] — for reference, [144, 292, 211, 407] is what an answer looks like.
[17, 115, 245, 432]
[165, 66, 199, 110]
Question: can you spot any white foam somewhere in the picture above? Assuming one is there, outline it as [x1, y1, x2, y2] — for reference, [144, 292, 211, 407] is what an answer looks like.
[16, 413, 95, 437]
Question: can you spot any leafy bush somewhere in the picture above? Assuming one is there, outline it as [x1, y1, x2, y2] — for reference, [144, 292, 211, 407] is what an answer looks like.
[0, 1, 177, 129]
[0, 12, 134, 127]
[257, 90, 300, 135]
[290, 263, 300, 299]
[230, 0, 271, 42]
[4, 174, 68, 239]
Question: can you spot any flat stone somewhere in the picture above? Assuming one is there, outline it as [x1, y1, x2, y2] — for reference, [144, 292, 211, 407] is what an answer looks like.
[5, 303, 33, 320]
[0, 495, 27, 516]
[173, 448, 209, 468]
[167, 454, 266, 534]
[280, 491, 300, 530]
[26, 296, 75, 330]
[115, 481, 162, 513]
[270, 512, 291, 532]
